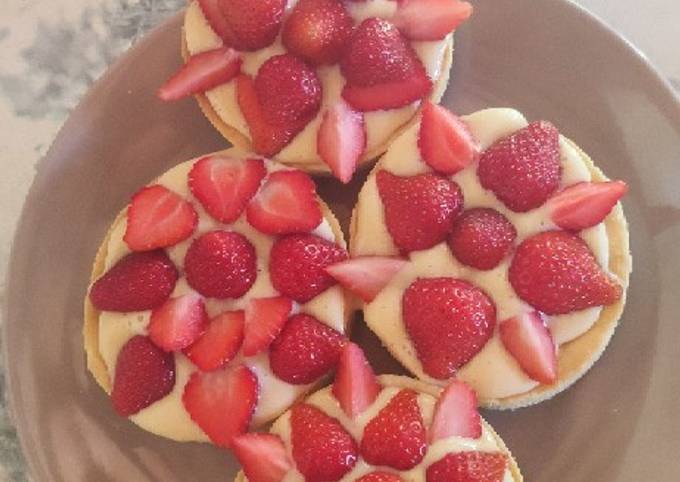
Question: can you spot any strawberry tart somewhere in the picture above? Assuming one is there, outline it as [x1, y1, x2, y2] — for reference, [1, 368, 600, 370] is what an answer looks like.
[158, 0, 473, 182]
[83, 148, 353, 445]
[344, 104, 632, 408]
[231, 343, 523, 482]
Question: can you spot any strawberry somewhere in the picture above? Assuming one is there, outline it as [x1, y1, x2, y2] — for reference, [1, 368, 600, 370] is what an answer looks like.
[547, 180, 628, 231]
[157, 47, 241, 101]
[361, 389, 427, 470]
[447, 208, 517, 270]
[509, 231, 623, 315]
[418, 102, 480, 175]
[376, 170, 464, 254]
[243, 297, 293, 356]
[317, 100, 366, 183]
[477, 120, 561, 212]
[184, 310, 245, 371]
[402, 278, 496, 379]
[282, 0, 354, 65]
[182, 364, 258, 448]
[124, 185, 198, 251]
[426, 452, 508, 482]
[499, 311, 557, 384]
[232, 433, 292, 482]
[269, 234, 348, 302]
[357, 473, 405, 482]
[89, 250, 178, 312]
[342, 76, 434, 112]
[188, 156, 266, 224]
[325, 256, 407, 302]
[332, 343, 381, 418]
[148, 293, 209, 352]
[392, 0, 473, 41]
[111, 335, 175, 416]
[184, 230, 257, 299]
[430, 380, 481, 442]
[246, 170, 323, 235]
[269, 314, 346, 384]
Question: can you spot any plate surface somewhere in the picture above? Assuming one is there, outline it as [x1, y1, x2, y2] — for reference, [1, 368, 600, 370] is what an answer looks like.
[6, 0, 680, 480]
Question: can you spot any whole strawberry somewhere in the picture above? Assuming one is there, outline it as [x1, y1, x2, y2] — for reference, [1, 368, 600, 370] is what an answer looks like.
[426, 451, 508, 482]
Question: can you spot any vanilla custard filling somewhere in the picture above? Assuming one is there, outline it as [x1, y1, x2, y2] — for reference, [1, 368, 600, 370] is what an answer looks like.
[184, 0, 450, 165]
[353, 108, 613, 399]
[97, 149, 346, 442]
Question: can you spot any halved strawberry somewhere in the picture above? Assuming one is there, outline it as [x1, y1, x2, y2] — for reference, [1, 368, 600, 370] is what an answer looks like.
[426, 452, 508, 482]
[418, 102, 480, 175]
[124, 185, 198, 251]
[325, 256, 407, 302]
[148, 293, 209, 352]
[357, 473, 405, 482]
[547, 181, 628, 231]
[198, 0, 230, 40]
[392, 0, 473, 41]
[332, 343, 381, 418]
[184, 310, 245, 371]
[499, 311, 557, 384]
[157, 47, 241, 101]
[182, 364, 258, 448]
[430, 380, 481, 442]
[243, 297, 293, 356]
[342, 76, 434, 112]
[317, 100, 366, 183]
[188, 156, 266, 224]
[232, 433, 292, 482]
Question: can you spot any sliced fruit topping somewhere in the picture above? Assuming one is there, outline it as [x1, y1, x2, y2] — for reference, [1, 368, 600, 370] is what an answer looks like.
[317, 100, 366, 183]
[184, 310, 245, 371]
[332, 343, 381, 418]
[269, 314, 346, 384]
[426, 452, 508, 482]
[282, 0, 354, 65]
[325, 256, 407, 302]
[291, 404, 358, 482]
[361, 389, 427, 470]
[447, 208, 517, 270]
[148, 293, 209, 352]
[509, 231, 623, 315]
[418, 102, 480, 175]
[342, 76, 434, 112]
[357, 473, 406, 482]
[89, 250, 178, 312]
[182, 364, 258, 448]
[124, 185, 198, 251]
[393, 0, 473, 41]
[403, 278, 496, 379]
[499, 311, 557, 384]
[477, 120, 561, 212]
[232, 433, 292, 482]
[184, 230, 257, 299]
[547, 180, 628, 231]
[376, 170, 464, 254]
[188, 156, 266, 224]
[243, 296, 293, 356]
[270, 233, 348, 302]
[246, 170, 322, 235]
[157, 47, 241, 101]
[430, 380, 481, 442]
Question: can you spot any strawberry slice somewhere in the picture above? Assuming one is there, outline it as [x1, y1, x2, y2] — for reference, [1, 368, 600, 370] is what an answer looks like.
[157, 47, 241, 101]
[325, 256, 407, 302]
[426, 452, 508, 482]
[358, 473, 405, 482]
[392, 0, 473, 41]
[243, 297, 293, 356]
[342, 76, 434, 112]
[184, 310, 245, 371]
[246, 170, 322, 235]
[418, 102, 480, 175]
[332, 343, 381, 418]
[182, 364, 258, 448]
[123, 185, 198, 251]
[317, 100, 366, 183]
[430, 380, 481, 442]
[547, 181, 628, 231]
[148, 293, 209, 352]
[198, 0, 230, 40]
[111, 335, 175, 416]
[232, 433, 292, 482]
[188, 156, 266, 224]
[499, 311, 558, 384]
